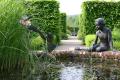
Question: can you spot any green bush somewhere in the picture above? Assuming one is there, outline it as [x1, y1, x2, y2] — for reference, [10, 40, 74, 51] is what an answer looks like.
[113, 41, 120, 50]
[77, 30, 84, 40]
[78, 1, 120, 38]
[67, 29, 71, 35]
[68, 27, 79, 34]
[112, 28, 120, 40]
[85, 34, 96, 47]
[30, 36, 44, 50]
[0, 0, 33, 75]
[112, 28, 120, 50]
[61, 32, 68, 40]
[26, 1, 60, 44]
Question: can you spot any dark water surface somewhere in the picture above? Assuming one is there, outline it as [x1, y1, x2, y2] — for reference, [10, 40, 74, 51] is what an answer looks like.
[1, 58, 120, 80]
[59, 59, 120, 80]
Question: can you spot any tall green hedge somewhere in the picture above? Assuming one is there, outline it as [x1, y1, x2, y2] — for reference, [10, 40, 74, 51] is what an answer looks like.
[78, 1, 120, 38]
[26, 1, 60, 44]
[60, 13, 67, 39]
[60, 13, 67, 34]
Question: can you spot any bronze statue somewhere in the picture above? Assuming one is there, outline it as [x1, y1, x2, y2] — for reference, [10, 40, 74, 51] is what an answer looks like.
[20, 15, 54, 52]
[19, 15, 46, 40]
[76, 18, 113, 52]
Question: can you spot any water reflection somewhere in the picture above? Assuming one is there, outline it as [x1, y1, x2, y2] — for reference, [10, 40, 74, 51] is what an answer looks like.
[59, 61, 120, 80]
[60, 66, 83, 80]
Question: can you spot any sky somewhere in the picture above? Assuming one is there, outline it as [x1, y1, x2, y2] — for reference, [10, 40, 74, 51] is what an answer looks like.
[58, 0, 84, 15]
[58, 0, 120, 15]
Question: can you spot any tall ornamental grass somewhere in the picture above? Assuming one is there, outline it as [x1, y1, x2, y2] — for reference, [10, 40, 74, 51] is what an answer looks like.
[0, 0, 34, 75]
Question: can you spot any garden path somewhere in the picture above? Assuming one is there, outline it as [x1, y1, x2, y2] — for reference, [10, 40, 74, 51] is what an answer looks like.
[54, 36, 84, 51]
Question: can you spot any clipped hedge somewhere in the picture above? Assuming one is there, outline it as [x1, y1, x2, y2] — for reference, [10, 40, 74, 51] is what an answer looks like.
[78, 1, 120, 38]
[60, 13, 67, 34]
[60, 13, 67, 39]
[26, 1, 60, 44]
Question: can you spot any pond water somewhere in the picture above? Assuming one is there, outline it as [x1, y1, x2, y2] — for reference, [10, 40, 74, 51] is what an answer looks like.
[1, 59, 120, 80]
[60, 65, 84, 80]
[58, 60, 120, 80]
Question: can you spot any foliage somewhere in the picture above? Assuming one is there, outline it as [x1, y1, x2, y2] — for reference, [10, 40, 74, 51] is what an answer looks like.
[67, 15, 79, 28]
[39, 62, 60, 80]
[26, 0, 56, 1]
[68, 27, 79, 34]
[27, 1, 60, 42]
[112, 28, 120, 40]
[30, 36, 44, 50]
[26, 0, 61, 52]
[67, 29, 71, 35]
[67, 15, 79, 36]
[0, 0, 34, 77]
[113, 41, 120, 50]
[112, 28, 120, 50]
[77, 30, 84, 40]
[78, 1, 120, 38]
[85, 34, 96, 47]
[61, 32, 68, 40]
[60, 13, 67, 34]
[26, 1, 60, 45]
[60, 13, 68, 39]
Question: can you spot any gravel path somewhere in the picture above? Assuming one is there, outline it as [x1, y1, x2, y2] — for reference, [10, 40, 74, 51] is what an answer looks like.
[54, 36, 83, 51]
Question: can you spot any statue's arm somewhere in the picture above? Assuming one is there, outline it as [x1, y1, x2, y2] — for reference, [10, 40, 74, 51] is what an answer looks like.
[20, 19, 46, 40]
[94, 35, 98, 44]
[93, 33, 98, 45]
[108, 29, 113, 50]
[27, 25, 46, 41]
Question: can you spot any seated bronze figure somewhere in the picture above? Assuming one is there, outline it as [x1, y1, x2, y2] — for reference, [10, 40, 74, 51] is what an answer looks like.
[76, 18, 113, 52]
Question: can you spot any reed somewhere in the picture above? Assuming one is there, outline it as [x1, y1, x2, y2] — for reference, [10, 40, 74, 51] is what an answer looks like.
[0, 0, 34, 76]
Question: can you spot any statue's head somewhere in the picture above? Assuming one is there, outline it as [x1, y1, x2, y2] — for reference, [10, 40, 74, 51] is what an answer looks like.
[95, 18, 105, 30]
[20, 15, 31, 26]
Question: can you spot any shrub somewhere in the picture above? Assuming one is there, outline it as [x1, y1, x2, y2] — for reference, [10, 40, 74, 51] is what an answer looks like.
[30, 36, 44, 50]
[68, 27, 79, 34]
[79, 1, 120, 38]
[85, 34, 96, 47]
[112, 28, 120, 50]
[113, 41, 120, 50]
[61, 32, 68, 40]
[67, 29, 71, 35]
[112, 28, 120, 41]
[77, 30, 85, 40]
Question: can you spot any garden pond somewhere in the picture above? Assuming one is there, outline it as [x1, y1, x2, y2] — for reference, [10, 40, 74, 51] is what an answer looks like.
[31, 58, 120, 80]
[1, 56, 120, 80]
